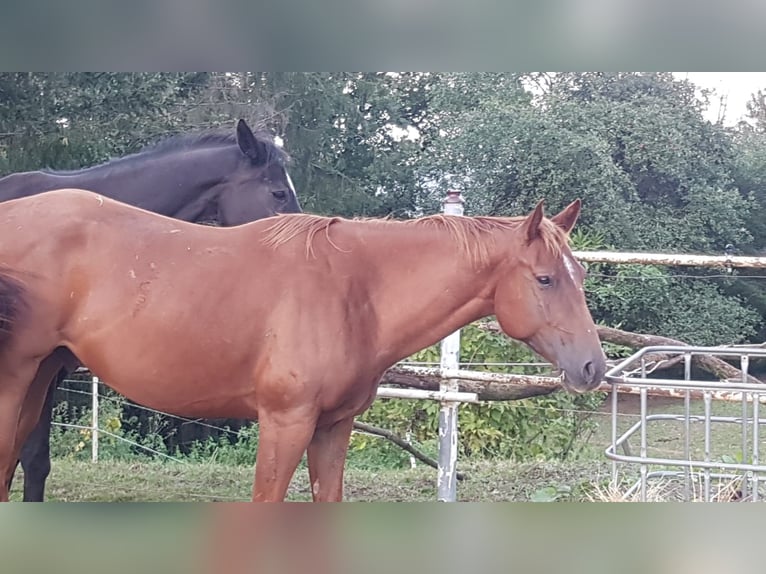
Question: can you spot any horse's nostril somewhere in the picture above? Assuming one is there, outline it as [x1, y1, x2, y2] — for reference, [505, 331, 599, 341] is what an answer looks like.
[582, 361, 595, 383]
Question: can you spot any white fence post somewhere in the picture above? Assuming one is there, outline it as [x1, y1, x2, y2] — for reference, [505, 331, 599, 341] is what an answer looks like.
[91, 376, 99, 463]
[438, 190, 465, 502]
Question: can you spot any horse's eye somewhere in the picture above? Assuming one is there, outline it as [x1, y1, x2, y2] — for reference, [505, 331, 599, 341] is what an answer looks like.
[537, 276, 552, 287]
[271, 190, 288, 201]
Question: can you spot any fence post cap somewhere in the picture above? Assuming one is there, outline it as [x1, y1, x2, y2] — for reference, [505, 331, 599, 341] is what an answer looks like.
[442, 190, 465, 205]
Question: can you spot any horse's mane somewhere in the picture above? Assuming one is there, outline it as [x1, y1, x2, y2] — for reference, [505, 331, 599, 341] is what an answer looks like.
[261, 213, 569, 264]
[42, 127, 287, 175]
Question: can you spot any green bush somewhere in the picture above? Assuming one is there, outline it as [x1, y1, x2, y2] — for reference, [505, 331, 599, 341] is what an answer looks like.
[355, 323, 606, 466]
[184, 424, 259, 466]
[50, 389, 171, 461]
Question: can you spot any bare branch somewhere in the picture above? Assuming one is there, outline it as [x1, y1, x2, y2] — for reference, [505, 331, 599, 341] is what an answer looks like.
[479, 321, 762, 385]
[353, 421, 467, 480]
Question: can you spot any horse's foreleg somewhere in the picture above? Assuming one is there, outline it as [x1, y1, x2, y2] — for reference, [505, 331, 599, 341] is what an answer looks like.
[252, 408, 318, 502]
[306, 417, 355, 502]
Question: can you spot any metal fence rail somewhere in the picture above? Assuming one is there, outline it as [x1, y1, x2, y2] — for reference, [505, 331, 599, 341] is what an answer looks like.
[605, 345, 766, 502]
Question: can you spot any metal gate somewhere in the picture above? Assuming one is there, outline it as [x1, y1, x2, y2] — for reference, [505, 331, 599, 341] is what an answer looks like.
[605, 345, 766, 501]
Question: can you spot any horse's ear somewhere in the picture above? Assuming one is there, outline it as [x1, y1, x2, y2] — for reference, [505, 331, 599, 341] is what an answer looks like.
[524, 200, 546, 243]
[236, 119, 268, 165]
[551, 199, 581, 234]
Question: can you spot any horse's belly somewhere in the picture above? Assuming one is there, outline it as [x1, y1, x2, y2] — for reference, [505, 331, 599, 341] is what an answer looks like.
[95, 370, 258, 419]
[69, 336, 259, 419]
[119, 383, 258, 419]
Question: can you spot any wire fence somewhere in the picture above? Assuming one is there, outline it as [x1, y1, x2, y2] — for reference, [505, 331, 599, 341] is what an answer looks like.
[50, 362, 648, 461]
[51, 363, 555, 471]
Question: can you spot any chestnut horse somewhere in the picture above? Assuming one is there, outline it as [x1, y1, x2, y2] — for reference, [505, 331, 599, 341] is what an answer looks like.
[0, 119, 301, 501]
[0, 189, 605, 502]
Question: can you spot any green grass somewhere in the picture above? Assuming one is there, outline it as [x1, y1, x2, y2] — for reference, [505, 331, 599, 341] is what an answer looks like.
[592, 394, 766, 465]
[9, 457, 616, 502]
[12, 393, 760, 502]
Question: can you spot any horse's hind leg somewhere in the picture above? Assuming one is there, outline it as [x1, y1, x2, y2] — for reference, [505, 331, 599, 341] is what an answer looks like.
[0, 360, 42, 502]
[5, 378, 56, 498]
[16, 360, 71, 501]
[306, 417, 355, 502]
[15, 378, 56, 501]
[3, 357, 65, 501]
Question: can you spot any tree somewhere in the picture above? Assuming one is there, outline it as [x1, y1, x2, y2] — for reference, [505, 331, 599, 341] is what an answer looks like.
[417, 72, 760, 343]
[545, 72, 749, 252]
[185, 72, 430, 217]
[0, 73, 209, 174]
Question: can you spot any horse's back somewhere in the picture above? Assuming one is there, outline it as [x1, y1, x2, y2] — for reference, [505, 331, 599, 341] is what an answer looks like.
[0, 171, 55, 202]
[0, 186, 105, 214]
[0, 188, 178, 231]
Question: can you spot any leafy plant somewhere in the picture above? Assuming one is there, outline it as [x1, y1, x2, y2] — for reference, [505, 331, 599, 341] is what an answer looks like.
[530, 484, 572, 502]
[50, 388, 172, 461]
[357, 321, 606, 465]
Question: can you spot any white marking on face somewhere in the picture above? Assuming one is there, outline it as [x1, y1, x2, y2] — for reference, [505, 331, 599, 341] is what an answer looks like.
[563, 253, 585, 293]
[563, 254, 577, 282]
[286, 171, 296, 196]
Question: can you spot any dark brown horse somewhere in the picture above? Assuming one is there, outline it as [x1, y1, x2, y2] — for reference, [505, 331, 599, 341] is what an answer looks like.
[0, 189, 605, 502]
[1, 119, 301, 501]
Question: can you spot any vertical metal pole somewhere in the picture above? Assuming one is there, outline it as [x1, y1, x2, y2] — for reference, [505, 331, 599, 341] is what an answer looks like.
[610, 384, 618, 488]
[683, 353, 692, 501]
[640, 387, 647, 502]
[703, 391, 712, 502]
[742, 354, 751, 500]
[638, 356, 648, 501]
[406, 431, 417, 469]
[437, 190, 464, 503]
[91, 376, 99, 463]
[752, 390, 759, 502]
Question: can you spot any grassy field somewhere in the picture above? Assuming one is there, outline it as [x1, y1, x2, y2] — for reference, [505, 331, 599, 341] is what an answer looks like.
[9, 458, 617, 502]
[600, 394, 766, 463]
[10, 392, 764, 502]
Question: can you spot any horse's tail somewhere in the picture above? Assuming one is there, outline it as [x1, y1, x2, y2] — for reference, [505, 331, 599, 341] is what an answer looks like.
[0, 270, 27, 351]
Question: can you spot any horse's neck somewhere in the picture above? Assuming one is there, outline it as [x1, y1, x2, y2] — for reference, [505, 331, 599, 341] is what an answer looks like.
[0, 148, 230, 220]
[362, 223, 500, 367]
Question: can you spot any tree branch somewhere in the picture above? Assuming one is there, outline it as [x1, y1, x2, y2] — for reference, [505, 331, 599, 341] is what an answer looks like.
[352, 421, 466, 480]
[480, 321, 762, 385]
[379, 366, 558, 401]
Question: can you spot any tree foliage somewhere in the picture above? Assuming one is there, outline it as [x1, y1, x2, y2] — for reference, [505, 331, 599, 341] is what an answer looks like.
[418, 72, 761, 343]
[356, 323, 605, 463]
[0, 73, 209, 173]
[2, 72, 764, 344]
